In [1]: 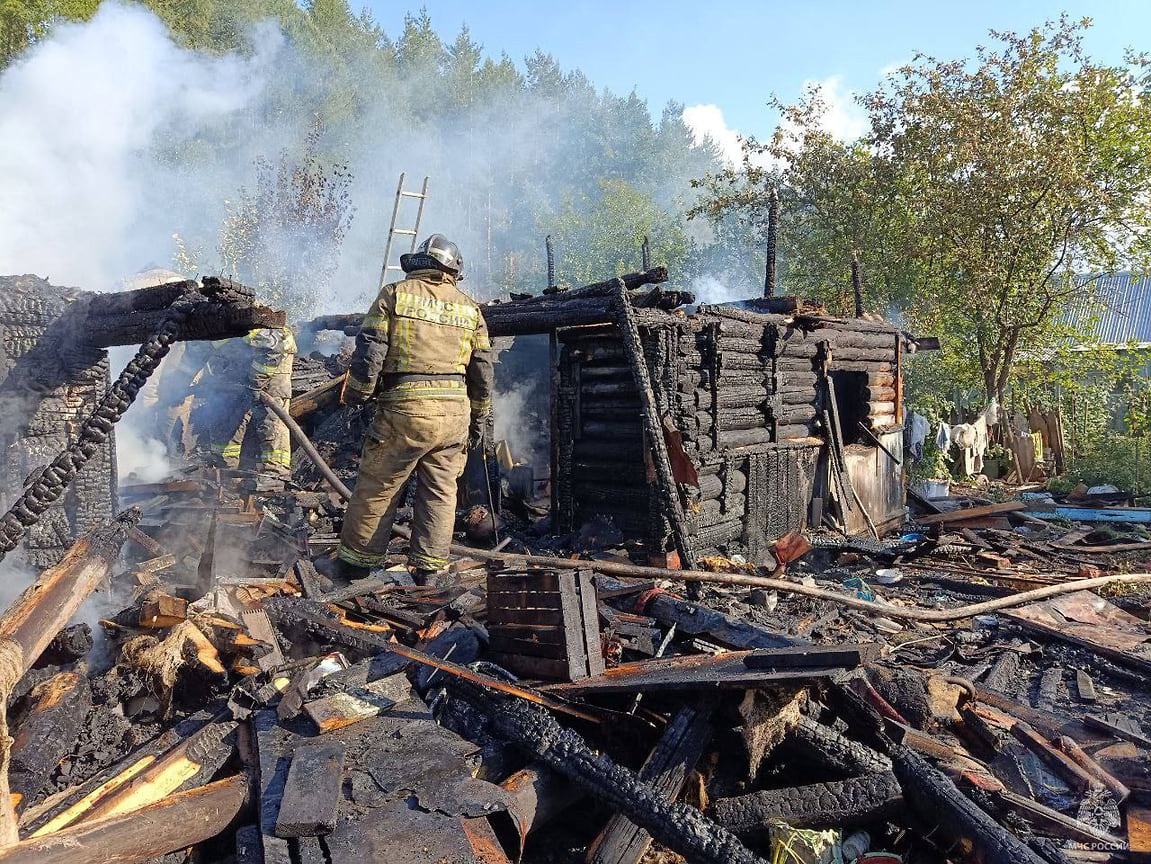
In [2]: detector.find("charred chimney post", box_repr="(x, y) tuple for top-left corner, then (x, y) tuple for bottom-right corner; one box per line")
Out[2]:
(545, 235), (557, 292)
(642, 235), (652, 272)
(851, 251), (864, 318)
(764, 188), (779, 298)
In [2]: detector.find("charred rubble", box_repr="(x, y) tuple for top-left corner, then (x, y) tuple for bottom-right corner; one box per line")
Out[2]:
(0, 269), (1145, 864)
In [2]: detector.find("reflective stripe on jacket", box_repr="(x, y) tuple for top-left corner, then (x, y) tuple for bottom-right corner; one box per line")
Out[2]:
(348, 269), (494, 408)
(245, 327), (297, 376)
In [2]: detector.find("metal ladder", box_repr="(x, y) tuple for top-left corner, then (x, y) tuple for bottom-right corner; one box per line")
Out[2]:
(377, 173), (429, 290)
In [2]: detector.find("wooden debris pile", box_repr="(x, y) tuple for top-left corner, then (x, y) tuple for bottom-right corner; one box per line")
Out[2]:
(0, 464), (1144, 864)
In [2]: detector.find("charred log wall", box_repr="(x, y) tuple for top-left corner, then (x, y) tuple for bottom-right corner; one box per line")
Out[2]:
(0, 276), (115, 568)
(0, 274), (281, 566)
(556, 306), (903, 560)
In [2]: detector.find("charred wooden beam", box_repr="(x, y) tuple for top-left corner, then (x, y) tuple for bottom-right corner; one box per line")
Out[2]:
(81, 717), (237, 822)
(711, 772), (903, 835)
(307, 269), (676, 338)
(290, 374), (346, 420)
(589, 704), (714, 864)
(22, 710), (217, 836)
(790, 716), (892, 776)
(599, 575), (801, 650)
(274, 744), (345, 838)
(890, 745), (1047, 864)
(452, 681), (766, 864)
(498, 763), (582, 856)
(0, 509), (139, 844)
(764, 188), (778, 298)
(75, 277), (283, 348)
(612, 287), (694, 568)
(9, 670), (91, 814)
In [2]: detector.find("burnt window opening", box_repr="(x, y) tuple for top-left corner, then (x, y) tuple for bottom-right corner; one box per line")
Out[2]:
(830, 370), (869, 445)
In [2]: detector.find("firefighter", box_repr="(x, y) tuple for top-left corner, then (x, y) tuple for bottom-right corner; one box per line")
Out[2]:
(209, 325), (297, 477)
(324, 233), (494, 585)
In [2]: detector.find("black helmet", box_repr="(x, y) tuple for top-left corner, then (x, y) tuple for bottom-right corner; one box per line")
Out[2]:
(400, 233), (464, 277)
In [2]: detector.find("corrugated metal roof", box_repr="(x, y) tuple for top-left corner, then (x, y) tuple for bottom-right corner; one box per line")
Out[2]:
(1071, 272), (1151, 346)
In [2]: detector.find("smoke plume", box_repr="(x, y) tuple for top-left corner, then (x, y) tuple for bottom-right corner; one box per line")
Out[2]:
(0, 3), (280, 290)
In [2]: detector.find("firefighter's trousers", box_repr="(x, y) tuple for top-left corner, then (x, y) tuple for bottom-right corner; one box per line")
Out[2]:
(338, 398), (469, 572)
(211, 382), (292, 475)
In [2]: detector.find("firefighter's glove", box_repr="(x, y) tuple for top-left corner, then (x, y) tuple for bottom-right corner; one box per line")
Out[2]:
(469, 412), (488, 450)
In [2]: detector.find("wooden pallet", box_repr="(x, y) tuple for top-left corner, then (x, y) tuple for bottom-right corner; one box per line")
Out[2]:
(487, 568), (605, 681)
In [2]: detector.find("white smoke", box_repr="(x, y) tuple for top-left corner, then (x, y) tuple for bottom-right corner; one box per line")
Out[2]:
(0, 3), (281, 289)
(691, 274), (751, 306)
(114, 416), (172, 485)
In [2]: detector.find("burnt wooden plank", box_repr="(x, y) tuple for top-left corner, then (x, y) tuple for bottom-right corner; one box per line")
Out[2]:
(557, 571), (590, 681)
(274, 743), (346, 838)
(1075, 670), (1097, 703)
(577, 571), (606, 677)
(588, 705), (714, 864)
(487, 572), (562, 592)
(486, 589), (563, 608)
(489, 653), (571, 680)
(487, 624), (568, 645)
(1084, 713), (1151, 748)
(488, 635), (571, 659)
(743, 643), (879, 670)
(254, 710), (295, 864)
(9, 670), (91, 812)
(488, 606), (567, 626)
(0, 775), (249, 864)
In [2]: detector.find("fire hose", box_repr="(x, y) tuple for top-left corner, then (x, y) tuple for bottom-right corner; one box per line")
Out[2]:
(273, 395), (1151, 623)
(0, 299), (193, 563)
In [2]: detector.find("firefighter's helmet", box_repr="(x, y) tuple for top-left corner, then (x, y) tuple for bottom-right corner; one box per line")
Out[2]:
(400, 233), (464, 278)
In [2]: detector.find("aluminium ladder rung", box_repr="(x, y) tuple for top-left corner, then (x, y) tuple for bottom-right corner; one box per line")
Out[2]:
(392, 229), (417, 235)
(399, 191), (427, 199)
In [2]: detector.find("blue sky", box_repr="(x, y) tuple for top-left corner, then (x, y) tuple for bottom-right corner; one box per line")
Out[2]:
(365, 1), (1148, 156)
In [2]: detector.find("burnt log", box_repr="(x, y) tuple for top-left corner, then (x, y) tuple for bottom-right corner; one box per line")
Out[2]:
(290, 375), (345, 420)
(76, 277), (284, 348)
(0, 510), (139, 844)
(601, 576), (801, 650)
(0, 774), (248, 864)
(800, 316), (902, 335)
(9, 670), (91, 812)
(588, 704), (714, 864)
(452, 683), (764, 864)
(33, 624), (92, 668)
(22, 709), (217, 835)
(865, 386), (897, 403)
(718, 428), (773, 449)
(776, 423), (818, 441)
(710, 772), (903, 835)
(891, 745), (1046, 864)
(697, 471), (747, 499)
(791, 716), (892, 776)
(81, 717), (238, 822)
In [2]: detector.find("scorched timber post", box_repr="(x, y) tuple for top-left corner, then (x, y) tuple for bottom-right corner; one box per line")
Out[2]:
(0, 510), (140, 846)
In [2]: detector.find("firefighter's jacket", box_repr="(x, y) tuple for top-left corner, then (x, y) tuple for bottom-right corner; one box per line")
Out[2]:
(346, 269), (494, 414)
(243, 327), (297, 398)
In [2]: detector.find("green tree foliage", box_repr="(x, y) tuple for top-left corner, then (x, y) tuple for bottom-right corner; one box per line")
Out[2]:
(691, 87), (920, 315)
(178, 121), (354, 319)
(1, 0), (96, 66)
(549, 179), (692, 288)
(694, 17), (1151, 405)
(872, 18), (1151, 405)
